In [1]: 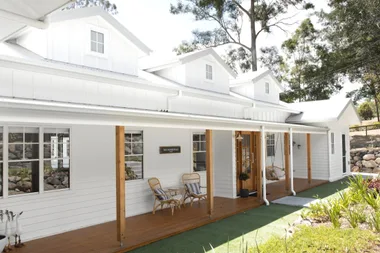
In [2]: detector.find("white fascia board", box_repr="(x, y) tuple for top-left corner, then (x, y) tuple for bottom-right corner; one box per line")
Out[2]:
(0, 55), (177, 95)
(181, 90), (253, 106)
(143, 60), (181, 72)
(0, 97), (328, 134)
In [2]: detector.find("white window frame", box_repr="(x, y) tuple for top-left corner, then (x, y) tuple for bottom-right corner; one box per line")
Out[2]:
(205, 64), (213, 81)
(125, 130), (144, 181)
(331, 132), (335, 155)
(0, 125), (71, 199)
(86, 25), (108, 58)
(266, 133), (275, 157)
(192, 132), (207, 172)
(265, 82), (270, 94)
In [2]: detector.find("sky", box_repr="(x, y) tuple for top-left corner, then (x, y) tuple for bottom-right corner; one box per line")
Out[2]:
(113, 0), (360, 98)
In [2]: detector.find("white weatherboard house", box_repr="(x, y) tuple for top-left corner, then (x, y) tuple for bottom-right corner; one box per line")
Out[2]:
(0, 5), (360, 249)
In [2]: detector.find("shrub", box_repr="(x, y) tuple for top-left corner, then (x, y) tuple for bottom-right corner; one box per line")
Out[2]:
(358, 102), (374, 120)
(369, 211), (380, 232)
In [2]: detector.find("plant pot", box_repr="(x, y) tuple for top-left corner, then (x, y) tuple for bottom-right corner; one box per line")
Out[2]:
(0, 235), (7, 252)
(240, 189), (249, 198)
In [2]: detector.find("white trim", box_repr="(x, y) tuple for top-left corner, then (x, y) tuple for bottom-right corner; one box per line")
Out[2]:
(261, 126), (269, 205)
(327, 130), (332, 181)
(86, 24), (109, 58)
(0, 9), (48, 29)
(289, 128), (295, 196)
(205, 63), (214, 82)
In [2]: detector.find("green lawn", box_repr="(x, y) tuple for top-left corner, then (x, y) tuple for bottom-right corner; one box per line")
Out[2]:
(128, 179), (350, 253)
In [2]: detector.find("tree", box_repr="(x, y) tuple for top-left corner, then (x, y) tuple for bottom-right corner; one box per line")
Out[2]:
(260, 19), (342, 102)
(65, 0), (118, 14)
(321, 0), (380, 121)
(170, 0), (314, 72)
(358, 101), (374, 120)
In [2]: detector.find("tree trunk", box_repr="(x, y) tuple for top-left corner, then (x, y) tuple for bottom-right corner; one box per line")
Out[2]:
(375, 97), (380, 122)
(250, 0), (257, 71)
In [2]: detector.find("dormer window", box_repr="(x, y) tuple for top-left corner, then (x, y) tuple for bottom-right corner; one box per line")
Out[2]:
(206, 64), (213, 80)
(91, 30), (104, 54)
(265, 82), (270, 94)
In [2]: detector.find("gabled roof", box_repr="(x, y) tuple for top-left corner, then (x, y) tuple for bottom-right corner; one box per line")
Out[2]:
(230, 69), (284, 92)
(47, 6), (152, 55)
(0, 0), (71, 42)
(141, 48), (237, 78)
(285, 98), (361, 124)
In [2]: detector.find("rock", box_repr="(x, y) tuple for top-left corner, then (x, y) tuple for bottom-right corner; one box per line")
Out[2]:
(8, 182), (16, 190)
(44, 183), (55, 191)
(62, 176), (69, 186)
(363, 154), (376, 160)
(46, 176), (61, 186)
(362, 168), (373, 173)
(354, 156), (360, 161)
(351, 166), (360, 172)
(376, 158), (380, 164)
(16, 181), (32, 192)
(8, 176), (21, 183)
(22, 177), (31, 182)
(55, 185), (67, 189)
(373, 167), (380, 174)
(356, 161), (362, 167)
(363, 160), (377, 168)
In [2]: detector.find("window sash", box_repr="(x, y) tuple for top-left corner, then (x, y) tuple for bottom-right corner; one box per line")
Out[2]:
(266, 134), (275, 157)
(265, 83), (270, 94)
(206, 64), (213, 80)
(125, 131), (144, 180)
(90, 30), (105, 54)
(331, 133), (335, 154)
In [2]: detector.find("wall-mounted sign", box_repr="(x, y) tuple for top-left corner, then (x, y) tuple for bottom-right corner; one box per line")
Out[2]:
(159, 146), (181, 154)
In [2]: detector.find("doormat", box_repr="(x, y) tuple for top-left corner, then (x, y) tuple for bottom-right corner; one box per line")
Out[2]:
(271, 196), (320, 207)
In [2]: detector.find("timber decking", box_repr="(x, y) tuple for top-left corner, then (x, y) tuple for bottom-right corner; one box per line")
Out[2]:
(11, 178), (327, 253)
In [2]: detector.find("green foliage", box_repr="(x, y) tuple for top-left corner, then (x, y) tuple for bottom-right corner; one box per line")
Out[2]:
(252, 225), (378, 253)
(369, 211), (380, 232)
(362, 190), (380, 211)
(65, 0), (117, 14)
(358, 101), (375, 120)
(344, 206), (365, 228)
(324, 199), (341, 228)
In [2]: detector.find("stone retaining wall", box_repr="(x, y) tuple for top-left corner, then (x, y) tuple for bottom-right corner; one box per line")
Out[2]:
(351, 148), (380, 173)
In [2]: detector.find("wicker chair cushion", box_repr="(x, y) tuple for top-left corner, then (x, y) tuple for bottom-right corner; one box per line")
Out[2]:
(185, 182), (201, 194)
(154, 188), (169, 200)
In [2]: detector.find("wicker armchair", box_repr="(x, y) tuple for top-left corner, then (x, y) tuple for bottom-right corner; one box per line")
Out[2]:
(182, 173), (207, 206)
(148, 177), (181, 215)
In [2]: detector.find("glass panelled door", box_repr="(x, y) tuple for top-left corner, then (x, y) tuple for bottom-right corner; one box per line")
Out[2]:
(342, 134), (347, 173)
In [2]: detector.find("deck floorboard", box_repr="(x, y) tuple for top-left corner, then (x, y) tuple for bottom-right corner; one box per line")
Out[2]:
(11, 178), (327, 253)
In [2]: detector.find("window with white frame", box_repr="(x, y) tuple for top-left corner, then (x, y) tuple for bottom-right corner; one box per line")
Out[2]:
(125, 131), (143, 180)
(8, 127), (40, 195)
(0, 127), (3, 197)
(91, 30), (105, 54)
(43, 128), (70, 191)
(331, 132), (335, 154)
(206, 64), (213, 80)
(265, 82), (270, 94)
(193, 133), (206, 171)
(266, 133), (275, 157)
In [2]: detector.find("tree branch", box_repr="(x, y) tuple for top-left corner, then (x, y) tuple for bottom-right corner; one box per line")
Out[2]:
(232, 0), (251, 19)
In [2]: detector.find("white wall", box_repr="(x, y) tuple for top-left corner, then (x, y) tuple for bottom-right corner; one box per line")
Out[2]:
(292, 133), (329, 180)
(254, 76), (280, 104)
(155, 65), (186, 85)
(17, 16), (139, 76)
(185, 55), (230, 94)
(213, 130), (236, 198)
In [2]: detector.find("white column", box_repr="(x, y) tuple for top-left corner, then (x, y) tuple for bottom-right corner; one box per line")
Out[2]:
(3, 126), (8, 198)
(261, 126), (269, 205)
(327, 130), (332, 181)
(289, 128), (296, 196)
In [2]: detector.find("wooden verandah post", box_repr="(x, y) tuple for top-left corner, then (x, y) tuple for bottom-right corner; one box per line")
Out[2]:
(306, 133), (312, 184)
(116, 126), (126, 247)
(206, 129), (214, 216)
(284, 133), (290, 192)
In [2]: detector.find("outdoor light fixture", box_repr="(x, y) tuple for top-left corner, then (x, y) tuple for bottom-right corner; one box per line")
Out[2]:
(236, 133), (243, 142)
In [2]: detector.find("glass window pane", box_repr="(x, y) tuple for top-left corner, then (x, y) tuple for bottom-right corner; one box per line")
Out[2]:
(57, 130), (70, 142)
(91, 30), (96, 41)
(8, 161), (39, 195)
(98, 43), (104, 54)
(132, 133), (143, 142)
(193, 142), (199, 152)
(9, 127), (23, 143)
(44, 144), (58, 159)
(9, 144), (23, 160)
(193, 153), (206, 171)
(125, 143), (131, 155)
(132, 143), (143, 155)
(44, 129), (56, 143)
(0, 127), (3, 143)
(25, 127), (39, 142)
(98, 32), (104, 43)
(193, 134), (200, 141)
(0, 144), (2, 161)
(125, 156), (143, 180)
(91, 41), (97, 52)
(58, 143), (70, 158)
(44, 160), (70, 191)
(25, 144), (39, 159)
(200, 134), (206, 141)
(0, 163), (2, 197)
(200, 142), (206, 151)
(125, 133), (131, 142)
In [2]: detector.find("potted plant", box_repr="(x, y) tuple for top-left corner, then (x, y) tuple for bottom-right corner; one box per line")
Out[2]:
(239, 171), (250, 198)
